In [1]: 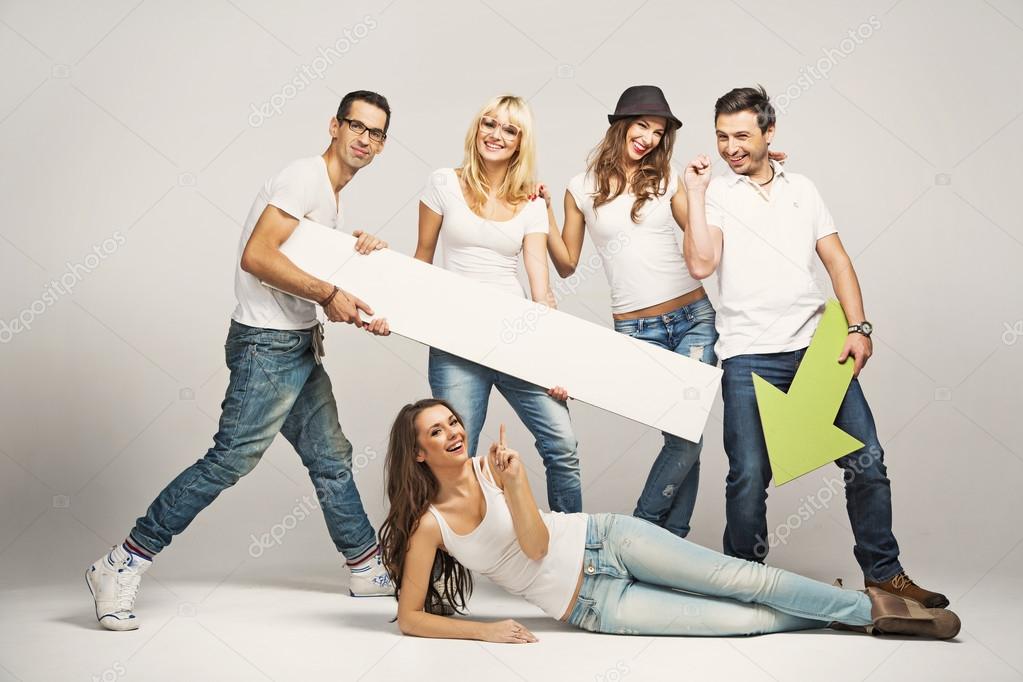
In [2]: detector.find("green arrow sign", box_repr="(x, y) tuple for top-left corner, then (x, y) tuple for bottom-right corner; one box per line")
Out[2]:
(752, 299), (864, 485)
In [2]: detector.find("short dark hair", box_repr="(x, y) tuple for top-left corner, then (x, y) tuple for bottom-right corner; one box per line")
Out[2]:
(714, 85), (775, 133)
(336, 90), (391, 132)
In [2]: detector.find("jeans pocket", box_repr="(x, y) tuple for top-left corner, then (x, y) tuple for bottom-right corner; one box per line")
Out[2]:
(253, 330), (306, 356)
(690, 305), (717, 329)
(582, 515), (627, 578)
(614, 322), (641, 338)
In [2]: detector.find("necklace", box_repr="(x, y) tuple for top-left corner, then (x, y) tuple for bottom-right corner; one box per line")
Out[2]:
(756, 165), (775, 187)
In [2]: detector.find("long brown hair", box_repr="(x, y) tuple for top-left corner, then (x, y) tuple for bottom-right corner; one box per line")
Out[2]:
(587, 117), (679, 223)
(378, 398), (473, 615)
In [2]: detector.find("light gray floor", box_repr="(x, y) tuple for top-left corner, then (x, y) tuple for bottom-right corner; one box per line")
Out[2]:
(1, 515), (1021, 682)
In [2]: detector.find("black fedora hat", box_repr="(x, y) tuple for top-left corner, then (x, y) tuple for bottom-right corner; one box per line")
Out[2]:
(608, 85), (682, 128)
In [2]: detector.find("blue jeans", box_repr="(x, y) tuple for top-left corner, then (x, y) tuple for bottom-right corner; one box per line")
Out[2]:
(567, 513), (872, 635)
(129, 320), (377, 561)
(428, 347), (581, 513)
(612, 297), (718, 537)
(721, 349), (903, 582)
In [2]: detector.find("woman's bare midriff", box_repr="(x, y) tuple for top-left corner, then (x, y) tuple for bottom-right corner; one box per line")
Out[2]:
(612, 287), (707, 322)
(560, 569), (586, 621)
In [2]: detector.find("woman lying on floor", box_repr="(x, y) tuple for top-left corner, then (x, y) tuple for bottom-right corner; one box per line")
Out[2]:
(379, 399), (959, 642)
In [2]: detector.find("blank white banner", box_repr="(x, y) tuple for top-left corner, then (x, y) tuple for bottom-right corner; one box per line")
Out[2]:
(275, 220), (722, 441)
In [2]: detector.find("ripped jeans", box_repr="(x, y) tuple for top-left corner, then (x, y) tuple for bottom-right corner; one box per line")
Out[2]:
(567, 513), (873, 636)
(612, 297), (718, 537)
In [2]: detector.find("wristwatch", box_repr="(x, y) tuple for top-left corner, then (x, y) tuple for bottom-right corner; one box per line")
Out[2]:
(848, 321), (873, 337)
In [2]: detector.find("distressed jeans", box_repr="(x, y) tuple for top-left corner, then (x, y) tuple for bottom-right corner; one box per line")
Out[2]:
(612, 297), (719, 537)
(129, 320), (377, 561)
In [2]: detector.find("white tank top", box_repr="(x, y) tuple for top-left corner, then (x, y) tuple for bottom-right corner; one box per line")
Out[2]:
(428, 456), (587, 619)
(567, 170), (702, 314)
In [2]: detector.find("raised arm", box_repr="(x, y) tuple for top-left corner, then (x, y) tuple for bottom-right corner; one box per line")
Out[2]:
(544, 187), (586, 278)
(670, 178), (691, 231)
(678, 155), (723, 279)
(396, 511), (538, 643)
(487, 425), (550, 560)
(415, 202), (443, 264)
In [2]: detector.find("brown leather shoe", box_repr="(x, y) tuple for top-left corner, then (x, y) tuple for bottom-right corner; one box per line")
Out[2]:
(866, 587), (961, 640)
(866, 572), (950, 608)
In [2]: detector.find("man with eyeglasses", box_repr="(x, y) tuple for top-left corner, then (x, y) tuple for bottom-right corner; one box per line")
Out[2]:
(86, 90), (397, 631)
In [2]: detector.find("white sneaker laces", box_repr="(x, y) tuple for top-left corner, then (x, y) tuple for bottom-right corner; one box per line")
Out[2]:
(115, 568), (142, 611)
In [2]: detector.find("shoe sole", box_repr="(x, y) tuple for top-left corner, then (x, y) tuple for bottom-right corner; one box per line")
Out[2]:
(348, 590), (394, 598)
(85, 567), (139, 631)
(874, 612), (961, 640)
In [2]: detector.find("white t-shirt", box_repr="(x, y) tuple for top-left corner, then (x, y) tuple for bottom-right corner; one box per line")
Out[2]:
(567, 170), (702, 314)
(232, 156), (343, 330)
(420, 168), (548, 299)
(705, 161), (838, 361)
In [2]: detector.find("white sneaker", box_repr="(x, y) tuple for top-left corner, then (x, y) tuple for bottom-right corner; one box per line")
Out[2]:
(348, 551), (394, 597)
(86, 546), (151, 630)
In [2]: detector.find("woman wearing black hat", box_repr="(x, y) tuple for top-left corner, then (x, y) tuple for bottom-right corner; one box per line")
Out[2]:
(542, 85), (719, 540)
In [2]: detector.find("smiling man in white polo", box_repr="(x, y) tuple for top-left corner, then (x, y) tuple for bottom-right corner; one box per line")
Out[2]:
(681, 85), (948, 609)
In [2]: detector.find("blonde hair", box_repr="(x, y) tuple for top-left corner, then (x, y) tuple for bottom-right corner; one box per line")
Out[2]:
(459, 95), (537, 211)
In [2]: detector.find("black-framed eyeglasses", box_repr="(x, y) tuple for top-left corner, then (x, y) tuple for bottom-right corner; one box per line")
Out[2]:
(339, 117), (387, 143)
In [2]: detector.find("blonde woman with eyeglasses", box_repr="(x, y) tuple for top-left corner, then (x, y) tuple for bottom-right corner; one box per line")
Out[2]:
(415, 95), (581, 514)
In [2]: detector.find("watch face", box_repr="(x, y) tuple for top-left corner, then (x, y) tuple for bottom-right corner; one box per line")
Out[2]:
(861, 321), (873, 335)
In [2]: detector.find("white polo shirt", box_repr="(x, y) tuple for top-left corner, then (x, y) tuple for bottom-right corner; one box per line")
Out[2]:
(705, 160), (837, 361)
(231, 156), (343, 330)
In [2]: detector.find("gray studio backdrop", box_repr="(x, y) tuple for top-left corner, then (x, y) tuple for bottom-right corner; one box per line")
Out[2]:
(1, 0), (1021, 601)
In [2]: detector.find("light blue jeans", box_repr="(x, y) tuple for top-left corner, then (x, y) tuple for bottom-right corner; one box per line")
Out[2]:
(129, 320), (377, 561)
(567, 513), (872, 636)
(612, 297), (718, 537)
(428, 347), (581, 513)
